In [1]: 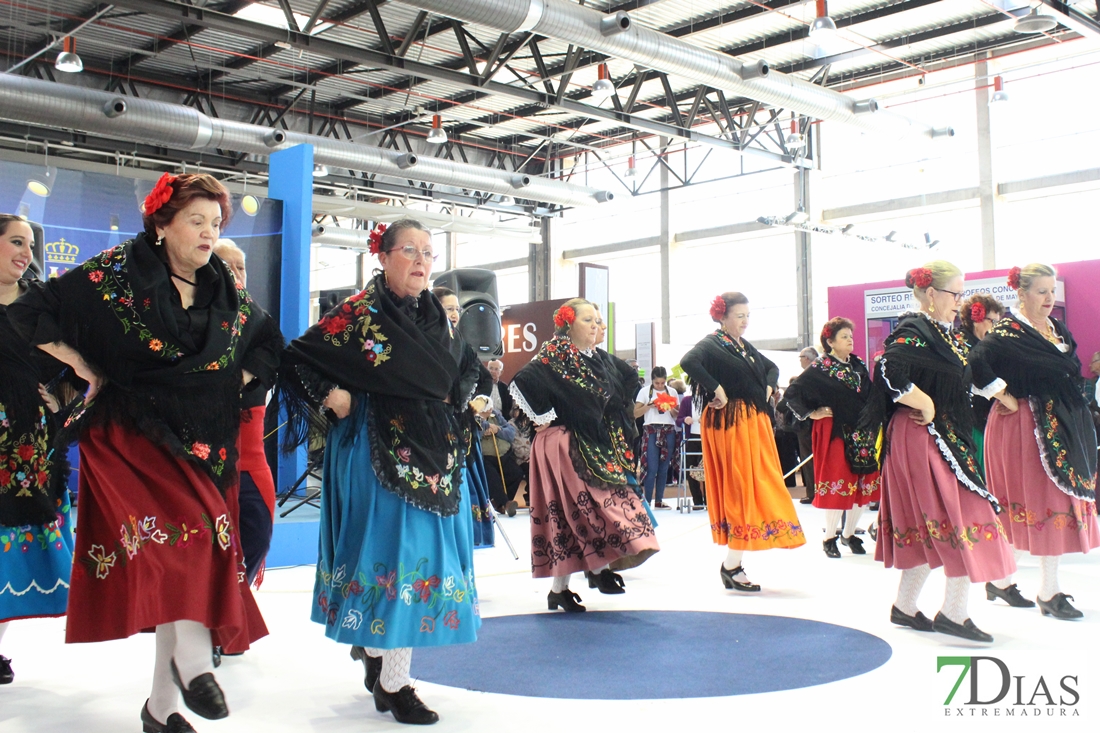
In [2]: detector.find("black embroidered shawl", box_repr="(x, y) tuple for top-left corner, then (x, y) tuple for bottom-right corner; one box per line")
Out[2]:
(960, 327), (994, 430)
(510, 337), (636, 490)
(970, 313), (1096, 502)
(859, 312), (995, 508)
(7, 234), (282, 491)
(680, 330), (779, 430)
(778, 354), (878, 474)
(279, 275), (480, 517)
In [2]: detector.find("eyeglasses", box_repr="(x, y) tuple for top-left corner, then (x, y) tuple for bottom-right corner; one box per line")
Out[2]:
(936, 288), (964, 302)
(394, 246), (439, 262)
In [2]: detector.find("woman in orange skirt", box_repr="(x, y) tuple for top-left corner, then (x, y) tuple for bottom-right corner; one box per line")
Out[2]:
(681, 292), (805, 592)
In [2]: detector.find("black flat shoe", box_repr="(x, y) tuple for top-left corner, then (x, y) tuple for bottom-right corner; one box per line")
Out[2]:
(890, 605), (934, 631)
(374, 684), (439, 725)
(547, 589), (586, 612)
(350, 645), (383, 692)
(868, 523), (878, 542)
(932, 612), (993, 642)
(141, 701), (197, 733)
(799, 496), (814, 504)
(588, 568), (626, 594)
(985, 582), (1036, 608)
(1037, 592), (1083, 620)
(719, 564), (761, 592)
(0, 655), (12, 684)
(822, 537), (841, 558)
(170, 660), (228, 720)
(505, 501), (518, 517)
(840, 534), (866, 554)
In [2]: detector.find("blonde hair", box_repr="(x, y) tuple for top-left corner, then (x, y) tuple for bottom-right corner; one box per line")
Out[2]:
(907, 260), (962, 295)
(554, 297), (593, 336)
(1017, 263), (1056, 292)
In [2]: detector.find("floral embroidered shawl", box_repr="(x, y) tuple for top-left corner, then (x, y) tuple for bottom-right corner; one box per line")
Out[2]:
(970, 313), (1096, 502)
(680, 331), (779, 430)
(280, 275), (480, 517)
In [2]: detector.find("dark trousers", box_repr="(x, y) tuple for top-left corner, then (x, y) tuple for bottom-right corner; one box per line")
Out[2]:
(685, 434), (705, 505)
(775, 430), (800, 488)
(484, 449), (525, 509)
(796, 428), (815, 492)
(238, 470), (273, 585)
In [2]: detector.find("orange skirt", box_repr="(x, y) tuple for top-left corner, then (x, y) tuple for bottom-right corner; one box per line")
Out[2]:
(701, 405), (806, 551)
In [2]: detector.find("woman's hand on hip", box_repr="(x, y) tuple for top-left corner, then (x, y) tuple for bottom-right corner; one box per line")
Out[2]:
(324, 388), (353, 419)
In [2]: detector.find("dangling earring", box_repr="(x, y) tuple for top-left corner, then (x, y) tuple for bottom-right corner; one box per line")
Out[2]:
(156, 236), (164, 246)
(929, 303), (935, 315)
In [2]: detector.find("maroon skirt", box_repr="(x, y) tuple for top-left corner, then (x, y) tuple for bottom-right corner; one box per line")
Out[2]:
(984, 401), (1099, 556)
(528, 426), (659, 578)
(66, 422), (267, 652)
(810, 417), (881, 510)
(875, 413), (1015, 582)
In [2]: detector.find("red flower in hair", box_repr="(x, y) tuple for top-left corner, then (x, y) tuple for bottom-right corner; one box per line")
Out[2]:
(970, 302), (986, 324)
(820, 323), (836, 343)
(1007, 266), (1022, 290)
(143, 173), (177, 217)
(905, 267), (933, 289)
(709, 295), (727, 322)
(367, 223), (388, 255)
(553, 305), (576, 329)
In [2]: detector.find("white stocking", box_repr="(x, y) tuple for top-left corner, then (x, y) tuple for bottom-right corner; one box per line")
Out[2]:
(1038, 556), (1061, 601)
(992, 574), (1014, 590)
(551, 574), (571, 593)
(941, 576), (970, 624)
(842, 506), (865, 537)
(379, 648), (412, 693)
(592, 564), (610, 574)
(824, 510), (842, 539)
(172, 620), (214, 686)
(148, 624), (180, 723)
(0, 621), (9, 648)
(723, 548), (749, 581)
(895, 564), (931, 615)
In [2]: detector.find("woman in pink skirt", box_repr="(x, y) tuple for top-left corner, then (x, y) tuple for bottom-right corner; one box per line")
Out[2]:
(861, 261), (1015, 643)
(971, 264), (1098, 619)
(511, 299), (658, 612)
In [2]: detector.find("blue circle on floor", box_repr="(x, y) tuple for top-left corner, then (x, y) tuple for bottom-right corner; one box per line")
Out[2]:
(412, 610), (891, 699)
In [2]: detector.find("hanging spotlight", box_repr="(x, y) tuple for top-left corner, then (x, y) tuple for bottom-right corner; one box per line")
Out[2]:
(55, 36), (84, 73)
(808, 0), (837, 38)
(785, 119), (805, 150)
(426, 114), (447, 145)
(1014, 7), (1057, 34)
(591, 63), (615, 100)
(989, 76), (1008, 104)
(840, 223), (856, 234)
(312, 163), (329, 177)
(624, 155), (637, 178)
(26, 179), (50, 197)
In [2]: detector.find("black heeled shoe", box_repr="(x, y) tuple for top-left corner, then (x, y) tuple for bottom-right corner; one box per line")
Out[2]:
(840, 534), (866, 555)
(985, 582), (1035, 608)
(719, 564), (761, 592)
(822, 537), (841, 558)
(141, 700), (197, 733)
(890, 605), (934, 631)
(0, 655), (13, 685)
(374, 684), (439, 725)
(170, 660), (229, 720)
(547, 589), (586, 612)
(932, 612), (993, 642)
(587, 569), (626, 594)
(1037, 593), (1083, 620)
(350, 645), (384, 691)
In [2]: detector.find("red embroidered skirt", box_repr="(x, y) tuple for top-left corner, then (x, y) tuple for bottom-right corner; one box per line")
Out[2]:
(810, 417), (880, 510)
(239, 406), (276, 517)
(875, 413), (1015, 582)
(65, 422), (268, 652)
(984, 401), (1099, 556)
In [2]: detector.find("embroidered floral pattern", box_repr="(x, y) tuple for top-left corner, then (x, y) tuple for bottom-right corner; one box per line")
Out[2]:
(315, 283), (392, 366)
(78, 513), (236, 581)
(1035, 398), (1097, 498)
(711, 518), (805, 545)
(882, 512), (1007, 551)
(0, 402), (51, 505)
(1006, 501), (1097, 531)
(811, 355), (863, 393)
(530, 486), (655, 573)
(714, 329), (754, 363)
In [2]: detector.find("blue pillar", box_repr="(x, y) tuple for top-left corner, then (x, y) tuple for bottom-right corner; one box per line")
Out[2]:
(269, 144), (313, 495)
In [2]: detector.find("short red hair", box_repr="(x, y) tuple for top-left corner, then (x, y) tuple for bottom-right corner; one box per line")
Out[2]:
(142, 173), (231, 239)
(820, 316), (854, 354)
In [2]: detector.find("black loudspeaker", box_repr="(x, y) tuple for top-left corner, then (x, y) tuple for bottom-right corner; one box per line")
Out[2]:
(319, 287), (357, 313)
(433, 268), (502, 357)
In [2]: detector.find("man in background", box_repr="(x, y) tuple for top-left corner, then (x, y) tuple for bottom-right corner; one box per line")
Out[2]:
(486, 359), (513, 418)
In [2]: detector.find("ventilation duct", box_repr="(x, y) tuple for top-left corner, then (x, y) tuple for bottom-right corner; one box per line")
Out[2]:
(393, 0), (951, 139)
(0, 75), (612, 208)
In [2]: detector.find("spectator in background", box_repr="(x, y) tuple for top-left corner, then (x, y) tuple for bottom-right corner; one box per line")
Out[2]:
(508, 405), (533, 506)
(796, 346), (819, 503)
(479, 404), (522, 516)
(486, 359), (513, 418)
(666, 379), (686, 495)
(635, 366), (678, 509)
(774, 378), (802, 489)
(676, 380), (706, 509)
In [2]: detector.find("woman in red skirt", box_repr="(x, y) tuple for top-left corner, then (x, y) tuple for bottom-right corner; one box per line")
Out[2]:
(861, 261), (1015, 643)
(780, 317), (879, 558)
(971, 264), (1098, 619)
(9, 174), (282, 732)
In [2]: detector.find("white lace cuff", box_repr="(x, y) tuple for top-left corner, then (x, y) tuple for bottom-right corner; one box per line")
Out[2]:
(880, 358), (914, 402)
(510, 382), (557, 426)
(971, 378), (1006, 400)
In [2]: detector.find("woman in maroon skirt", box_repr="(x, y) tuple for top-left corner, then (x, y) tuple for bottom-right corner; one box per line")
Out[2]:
(971, 264), (1098, 619)
(9, 173), (282, 732)
(780, 317), (879, 558)
(511, 299), (658, 611)
(861, 261), (1014, 643)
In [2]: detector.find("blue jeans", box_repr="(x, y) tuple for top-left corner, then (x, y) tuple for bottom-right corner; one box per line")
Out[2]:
(643, 430), (672, 504)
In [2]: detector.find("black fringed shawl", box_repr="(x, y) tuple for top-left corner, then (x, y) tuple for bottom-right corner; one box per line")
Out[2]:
(680, 330), (779, 430)
(7, 235), (282, 492)
(970, 313), (1096, 502)
(510, 337), (635, 490)
(279, 276), (480, 517)
(778, 353), (878, 474)
(858, 311), (995, 508)
(960, 327), (994, 430)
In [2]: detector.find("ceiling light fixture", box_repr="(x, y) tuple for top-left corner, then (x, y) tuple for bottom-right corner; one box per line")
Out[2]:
(591, 63), (615, 100)
(785, 119), (805, 150)
(1014, 7), (1057, 34)
(313, 163), (329, 177)
(55, 36), (83, 73)
(426, 114), (448, 145)
(808, 0), (837, 39)
(884, 231), (898, 242)
(989, 75), (1008, 104)
(625, 155), (637, 178)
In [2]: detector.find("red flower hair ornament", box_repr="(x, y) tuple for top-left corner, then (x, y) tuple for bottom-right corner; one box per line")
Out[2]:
(143, 173), (177, 217)
(905, 267), (933, 290)
(367, 223), (388, 256)
(970, 302), (987, 324)
(709, 295), (728, 323)
(820, 323), (837, 344)
(553, 305), (576, 329)
(1007, 266), (1022, 290)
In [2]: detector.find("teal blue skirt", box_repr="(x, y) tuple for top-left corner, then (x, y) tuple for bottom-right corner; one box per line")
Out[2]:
(0, 493), (74, 622)
(466, 440), (495, 547)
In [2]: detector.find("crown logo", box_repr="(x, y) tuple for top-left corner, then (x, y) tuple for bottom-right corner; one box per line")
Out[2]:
(45, 238), (80, 264)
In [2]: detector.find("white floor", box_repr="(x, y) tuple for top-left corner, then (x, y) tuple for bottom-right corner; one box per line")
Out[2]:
(2, 500), (1098, 732)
